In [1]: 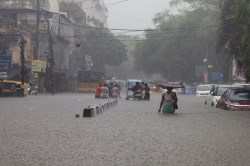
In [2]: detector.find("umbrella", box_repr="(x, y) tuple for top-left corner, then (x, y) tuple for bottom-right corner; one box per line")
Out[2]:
(157, 82), (185, 89)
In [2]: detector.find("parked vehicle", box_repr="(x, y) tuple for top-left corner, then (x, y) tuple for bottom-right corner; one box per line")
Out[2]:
(196, 84), (214, 97)
(183, 85), (196, 95)
(205, 85), (233, 106)
(216, 87), (250, 111)
(125, 79), (144, 100)
(148, 83), (158, 92)
(148, 81), (159, 92)
(233, 83), (250, 89)
(0, 80), (27, 97)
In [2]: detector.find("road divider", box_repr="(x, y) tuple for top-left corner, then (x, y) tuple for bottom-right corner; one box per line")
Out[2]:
(82, 98), (118, 117)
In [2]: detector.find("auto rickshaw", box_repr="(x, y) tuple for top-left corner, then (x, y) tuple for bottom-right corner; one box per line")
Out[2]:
(0, 80), (28, 97)
(125, 79), (144, 100)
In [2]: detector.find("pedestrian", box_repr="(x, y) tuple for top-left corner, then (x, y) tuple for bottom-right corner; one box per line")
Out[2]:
(158, 87), (178, 113)
(108, 82), (114, 98)
(143, 83), (150, 100)
(111, 84), (120, 99)
(95, 82), (102, 98)
(100, 83), (109, 99)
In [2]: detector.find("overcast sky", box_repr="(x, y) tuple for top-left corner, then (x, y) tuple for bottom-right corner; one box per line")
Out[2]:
(104, 0), (171, 35)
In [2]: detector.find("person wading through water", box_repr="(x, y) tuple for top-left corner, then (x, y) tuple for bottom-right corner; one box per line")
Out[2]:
(158, 87), (178, 113)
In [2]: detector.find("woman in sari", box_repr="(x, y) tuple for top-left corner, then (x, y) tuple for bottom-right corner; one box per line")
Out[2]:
(158, 87), (178, 113)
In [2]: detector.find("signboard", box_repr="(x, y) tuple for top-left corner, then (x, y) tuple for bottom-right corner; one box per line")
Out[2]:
(0, 72), (7, 78)
(209, 72), (224, 82)
(32, 60), (46, 73)
(0, 51), (12, 70)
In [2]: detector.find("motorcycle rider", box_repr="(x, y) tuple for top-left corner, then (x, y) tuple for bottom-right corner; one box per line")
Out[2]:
(132, 82), (143, 99)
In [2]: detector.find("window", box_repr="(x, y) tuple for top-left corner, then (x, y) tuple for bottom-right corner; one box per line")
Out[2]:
(230, 90), (250, 101)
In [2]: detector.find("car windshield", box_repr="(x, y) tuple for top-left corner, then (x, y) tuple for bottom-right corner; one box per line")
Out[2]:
(230, 90), (250, 101)
(197, 85), (211, 91)
(217, 87), (230, 96)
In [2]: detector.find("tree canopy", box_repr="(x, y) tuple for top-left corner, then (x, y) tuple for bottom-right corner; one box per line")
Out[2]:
(84, 18), (127, 72)
(134, 1), (221, 82)
(219, 0), (250, 82)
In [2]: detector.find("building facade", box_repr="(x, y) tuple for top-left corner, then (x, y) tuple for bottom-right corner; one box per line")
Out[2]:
(61, 0), (108, 27)
(0, 0), (90, 92)
(0, 0), (108, 92)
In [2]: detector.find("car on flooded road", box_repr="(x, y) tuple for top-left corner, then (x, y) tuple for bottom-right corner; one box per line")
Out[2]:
(216, 87), (250, 111)
(148, 82), (158, 92)
(205, 84), (233, 106)
(196, 84), (214, 97)
(183, 85), (196, 95)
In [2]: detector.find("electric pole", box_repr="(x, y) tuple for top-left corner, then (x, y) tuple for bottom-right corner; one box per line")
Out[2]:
(35, 0), (40, 60)
(46, 16), (55, 95)
(19, 36), (26, 96)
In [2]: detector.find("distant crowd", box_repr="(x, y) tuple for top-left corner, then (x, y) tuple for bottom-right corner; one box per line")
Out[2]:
(95, 81), (121, 99)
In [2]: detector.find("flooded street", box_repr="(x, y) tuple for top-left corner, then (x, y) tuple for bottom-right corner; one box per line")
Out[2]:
(1, 92), (250, 166)
(1, 0), (250, 165)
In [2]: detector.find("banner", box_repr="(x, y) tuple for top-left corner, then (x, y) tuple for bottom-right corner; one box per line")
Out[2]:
(32, 60), (46, 73)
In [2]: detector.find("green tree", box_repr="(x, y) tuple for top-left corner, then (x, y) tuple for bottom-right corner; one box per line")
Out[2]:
(235, 0), (250, 82)
(134, 3), (221, 82)
(85, 18), (127, 72)
(219, 0), (250, 82)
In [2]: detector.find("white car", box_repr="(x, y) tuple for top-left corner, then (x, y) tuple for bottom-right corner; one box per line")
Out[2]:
(196, 84), (214, 97)
(205, 85), (233, 106)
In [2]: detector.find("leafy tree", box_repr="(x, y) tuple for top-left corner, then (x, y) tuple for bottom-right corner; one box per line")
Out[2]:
(234, 0), (250, 82)
(134, 3), (221, 82)
(219, 0), (250, 82)
(170, 0), (220, 9)
(84, 18), (127, 72)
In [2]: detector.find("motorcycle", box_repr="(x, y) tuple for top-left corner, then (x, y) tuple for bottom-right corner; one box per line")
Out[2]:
(28, 85), (38, 95)
(133, 89), (143, 100)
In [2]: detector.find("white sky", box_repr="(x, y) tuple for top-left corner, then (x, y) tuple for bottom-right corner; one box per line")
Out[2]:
(104, 0), (171, 35)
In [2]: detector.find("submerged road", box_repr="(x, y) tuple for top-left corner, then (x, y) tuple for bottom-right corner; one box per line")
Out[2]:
(0, 92), (250, 166)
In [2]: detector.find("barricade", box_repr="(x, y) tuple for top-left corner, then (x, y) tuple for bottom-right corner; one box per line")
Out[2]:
(82, 98), (118, 118)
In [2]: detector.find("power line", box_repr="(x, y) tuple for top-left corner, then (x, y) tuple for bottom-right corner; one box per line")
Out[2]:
(3, 18), (215, 32)
(49, 20), (220, 32)
(60, 0), (128, 11)
(58, 33), (211, 43)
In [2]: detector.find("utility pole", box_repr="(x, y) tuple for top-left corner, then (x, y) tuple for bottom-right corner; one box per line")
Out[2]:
(35, 0), (40, 60)
(46, 16), (55, 95)
(19, 36), (26, 96)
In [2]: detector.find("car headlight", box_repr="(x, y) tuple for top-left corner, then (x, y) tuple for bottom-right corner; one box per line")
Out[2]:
(227, 104), (238, 111)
